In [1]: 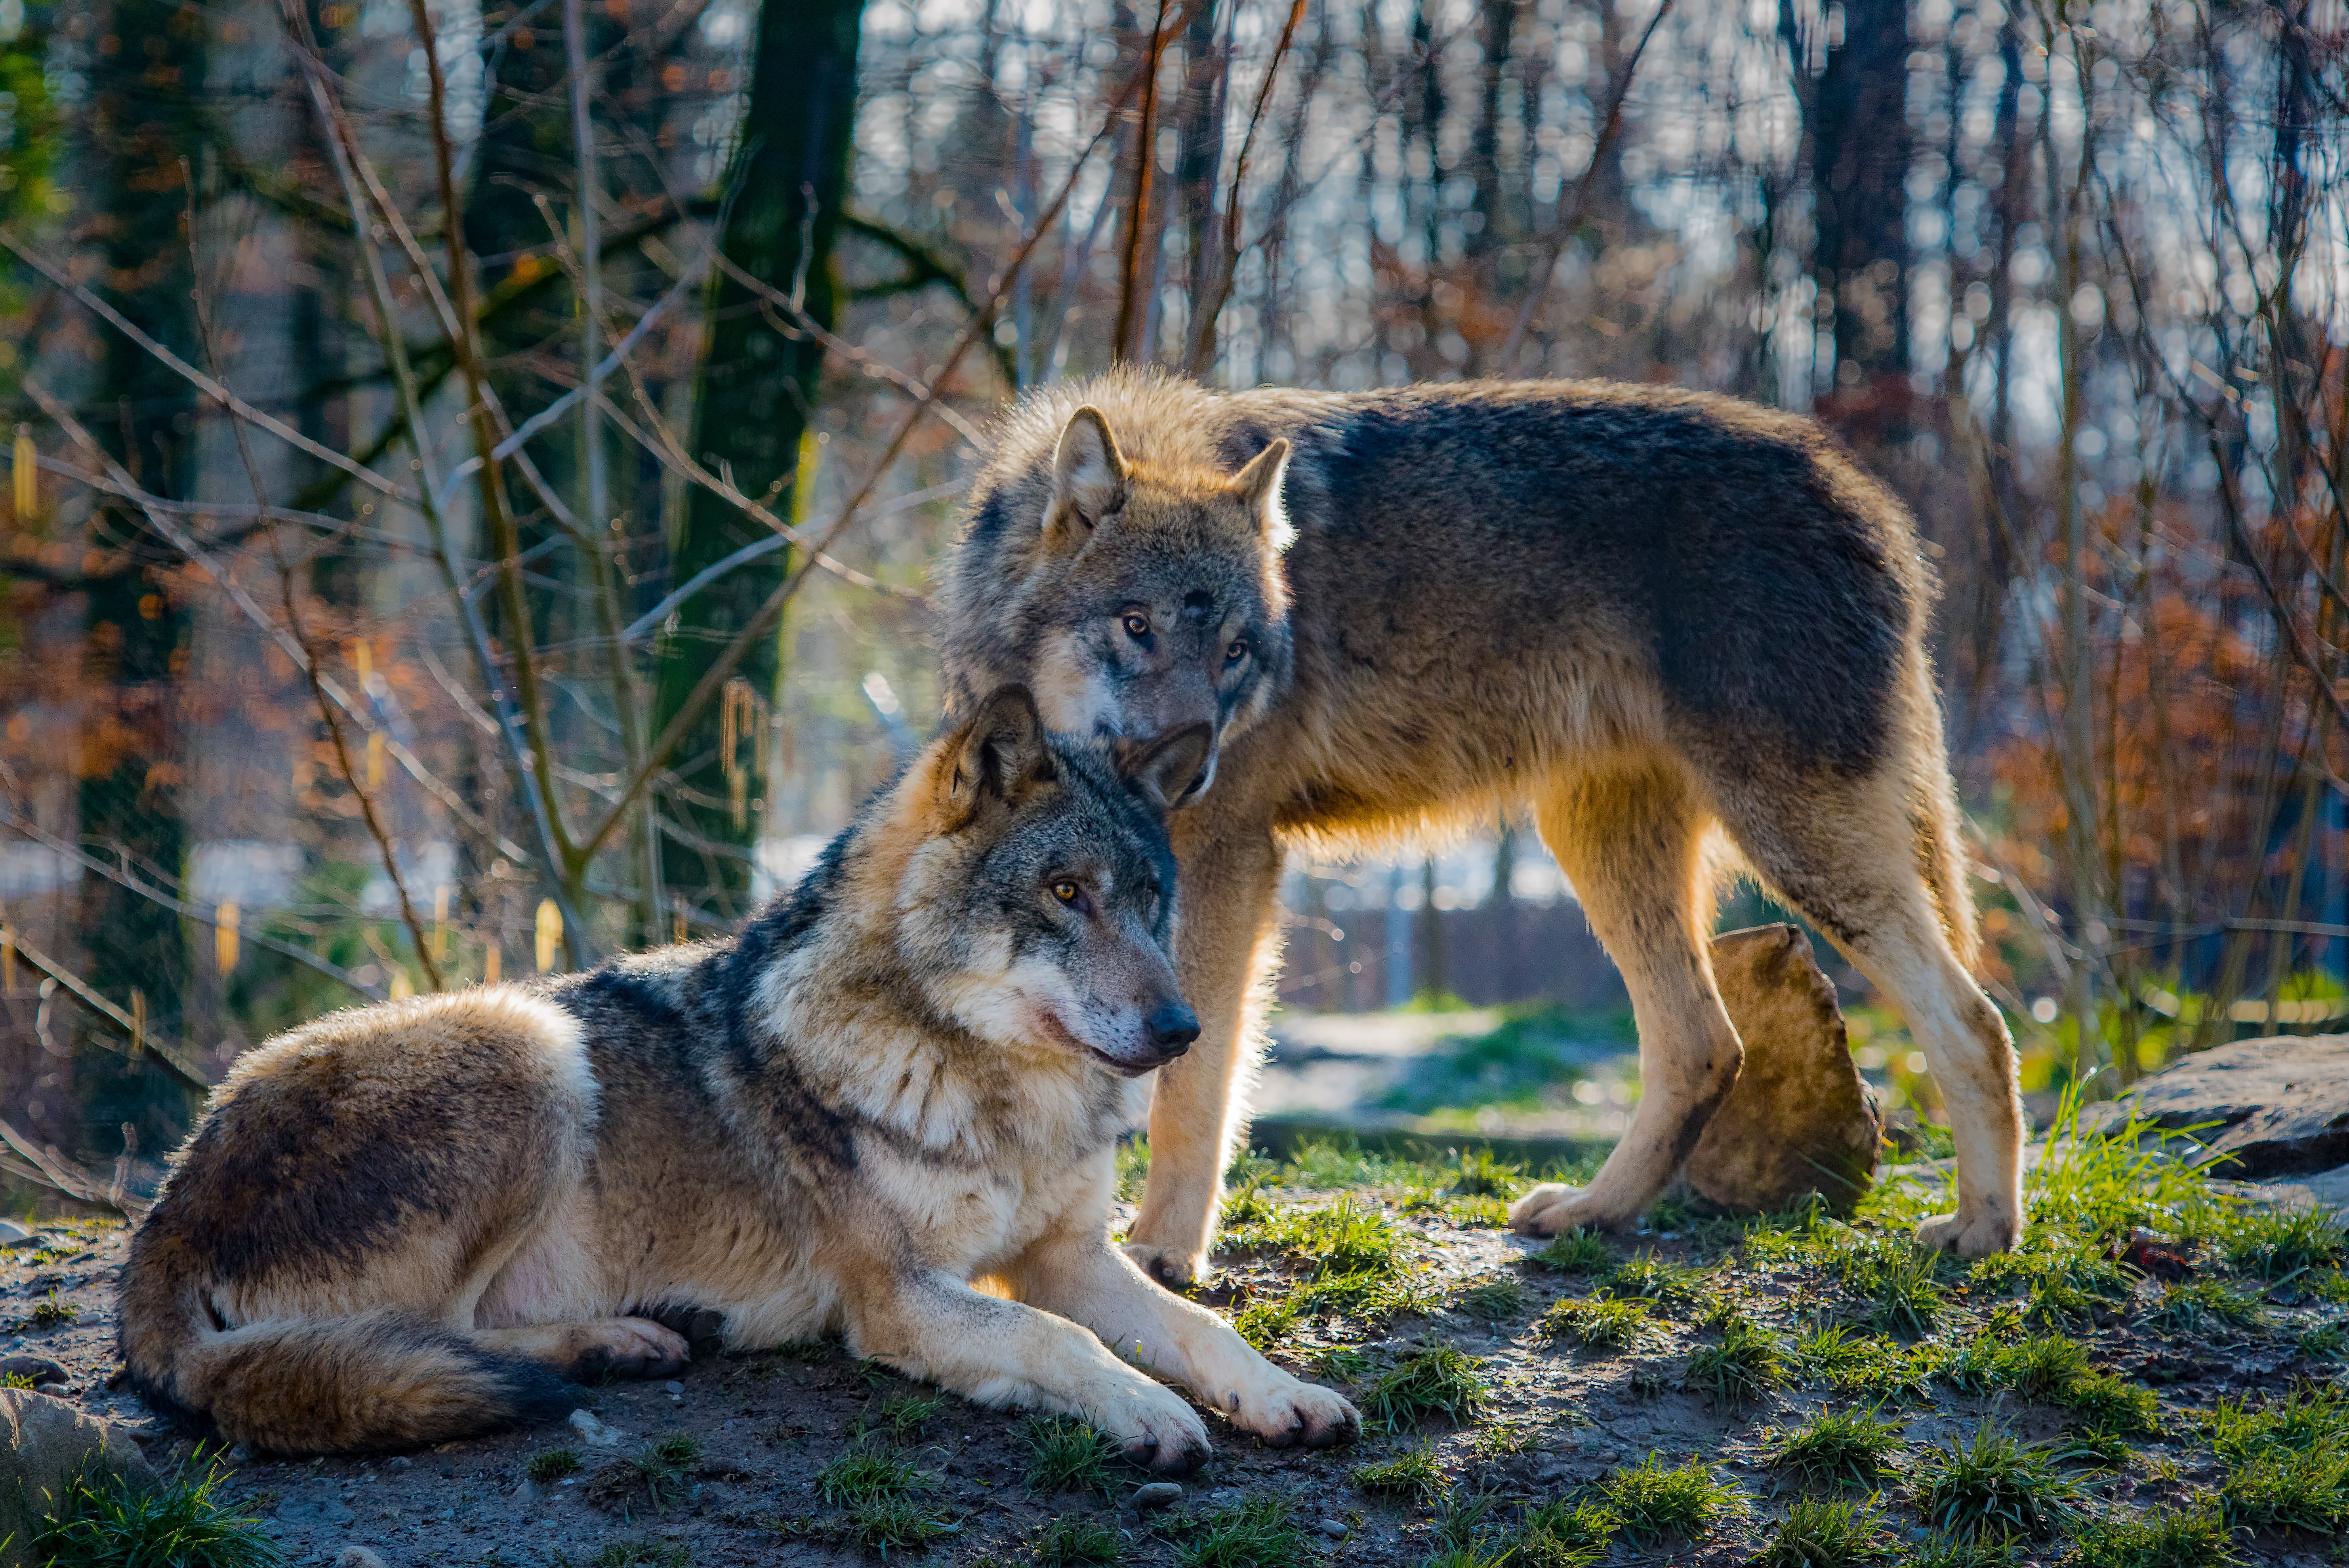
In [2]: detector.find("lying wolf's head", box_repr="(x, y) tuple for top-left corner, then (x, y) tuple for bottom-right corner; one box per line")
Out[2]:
(886, 685), (1208, 1076)
(943, 395), (1292, 805)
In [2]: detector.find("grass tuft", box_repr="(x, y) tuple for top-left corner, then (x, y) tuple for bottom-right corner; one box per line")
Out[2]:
(1532, 1230), (1619, 1275)
(1792, 1324), (1940, 1399)
(1449, 1149), (1525, 1197)
(1604, 1251), (1712, 1310)
(1596, 1453), (1742, 1543)
(1362, 1345), (1492, 1431)
(1513, 1497), (1620, 1568)
(2204, 1384), (2349, 1531)
(1031, 1516), (1122, 1567)
(1352, 1443), (1446, 1502)
(528, 1446), (584, 1482)
(1531, 1295), (1652, 1352)
(1173, 1496), (1311, 1568)
(34, 1457), (286, 1568)
(1023, 1415), (1125, 1500)
(2065, 1503), (2241, 1568)
(1750, 1496), (1897, 1567)
(1763, 1408), (1903, 1490)
(1452, 1271), (1529, 1320)
(1683, 1313), (1787, 1408)
(1908, 1422), (2078, 1537)
(814, 1446), (952, 1556)
(2145, 1280), (2267, 1335)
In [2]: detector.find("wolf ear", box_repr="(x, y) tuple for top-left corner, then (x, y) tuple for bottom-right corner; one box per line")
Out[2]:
(1230, 438), (1294, 552)
(942, 685), (1055, 824)
(1045, 406), (1128, 552)
(1117, 723), (1215, 813)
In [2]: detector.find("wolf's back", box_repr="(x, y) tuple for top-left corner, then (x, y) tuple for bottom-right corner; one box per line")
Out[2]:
(118, 1236), (569, 1454)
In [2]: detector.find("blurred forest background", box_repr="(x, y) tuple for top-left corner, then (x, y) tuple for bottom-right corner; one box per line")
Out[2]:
(0, 0), (2344, 1201)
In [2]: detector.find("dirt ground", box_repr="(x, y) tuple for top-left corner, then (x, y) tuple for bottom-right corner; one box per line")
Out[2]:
(6, 1164), (2345, 1568)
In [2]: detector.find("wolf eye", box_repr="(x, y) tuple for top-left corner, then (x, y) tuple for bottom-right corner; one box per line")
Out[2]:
(1051, 880), (1081, 904)
(1122, 612), (1151, 640)
(1225, 639), (1249, 666)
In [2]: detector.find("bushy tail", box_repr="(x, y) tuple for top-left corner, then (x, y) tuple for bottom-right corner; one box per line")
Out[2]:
(120, 1272), (570, 1454)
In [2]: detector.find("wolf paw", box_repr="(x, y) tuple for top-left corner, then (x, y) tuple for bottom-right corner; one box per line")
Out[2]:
(1089, 1379), (1213, 1474)
(1121, 1240), (1210, 1291)
(1223, 1377), (1359, 1450)
(1915, 1208), (2017, 1259)
(565, 1317), (691, 1383)
(1507, 1182), (1618, 1238)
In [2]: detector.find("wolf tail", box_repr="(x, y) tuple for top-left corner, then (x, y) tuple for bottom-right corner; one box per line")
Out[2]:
(119, 1261), (570, 1454)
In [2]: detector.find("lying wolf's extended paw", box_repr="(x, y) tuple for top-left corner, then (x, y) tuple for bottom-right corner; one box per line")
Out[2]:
(564, 1317), (691, 1383)
(1090, 1378), (1213, 1474)
(1222, 1377), (1359, 1450)
(1121, 1240), (1210, 1291)
(1916, 1207), (2018, 1259)
(1507, 1182), (1622, 1238)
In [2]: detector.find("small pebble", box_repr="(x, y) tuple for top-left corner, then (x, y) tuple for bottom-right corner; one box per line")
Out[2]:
(1598, 1450), (1622, 1464)
(1132, 1481), (1184, 1510)
(662, 1380), (684, 1395)
(387, 1456), (413, 1471)
(333, 1550), (387, 1568)
(0, 1219), (34, 1247)
(1316, 1520), (1348, 1539)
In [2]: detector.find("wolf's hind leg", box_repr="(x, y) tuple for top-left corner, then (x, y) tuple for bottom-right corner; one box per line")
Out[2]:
(1716, 775), (2022, 1257)
(1510, 759), (1742, 1238)
(472, 1320), (688, 1383)
(1126, 810), (1283, 1287)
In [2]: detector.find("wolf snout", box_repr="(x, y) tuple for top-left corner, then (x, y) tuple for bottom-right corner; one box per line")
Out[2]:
(1145, 1003), (1200, 1056)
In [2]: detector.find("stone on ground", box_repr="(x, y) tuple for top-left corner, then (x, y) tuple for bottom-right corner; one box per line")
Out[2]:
(0, 1387), (158, 1568)
(2081, 1034), (2349, 1178)
(1678, 923), (1881, 1214)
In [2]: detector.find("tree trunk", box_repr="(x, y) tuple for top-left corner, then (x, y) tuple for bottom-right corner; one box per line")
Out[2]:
(654, 0), (863, 917)
(1808, 0), (1912, 392)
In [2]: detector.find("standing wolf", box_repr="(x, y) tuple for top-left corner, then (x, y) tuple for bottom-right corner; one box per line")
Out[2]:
(939, 370), (2023, 1284)
(117, 687), (1358, 1458)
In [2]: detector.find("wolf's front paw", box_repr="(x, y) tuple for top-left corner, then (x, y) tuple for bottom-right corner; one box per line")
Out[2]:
(1916, 1206), (2017, 1259)
(1507, 1182), (1617, 1238)
(566, 1317), (691, 1383)
(1090, 1379), (1213, 1474)
(1121, 1240), (1210, 1290)
(1223, 1377), (1358, 1450)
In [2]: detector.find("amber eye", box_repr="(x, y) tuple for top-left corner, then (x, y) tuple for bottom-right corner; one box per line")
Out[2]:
(1225, 639), (1249, 665)
(1052, 880), (1081, 904)
(1122, 612), (1151, 640)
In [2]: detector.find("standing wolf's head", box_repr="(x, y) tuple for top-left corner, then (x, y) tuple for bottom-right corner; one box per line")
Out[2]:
(941, 382), (1295, 805)
(872, 685), (1210, 1076)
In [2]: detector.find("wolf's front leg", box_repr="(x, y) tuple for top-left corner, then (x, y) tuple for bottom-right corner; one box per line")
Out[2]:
(1009, 1224), (1359, 1451)
(843, 1267), (1211, 1473)
(1128, 810), (1284, 1287)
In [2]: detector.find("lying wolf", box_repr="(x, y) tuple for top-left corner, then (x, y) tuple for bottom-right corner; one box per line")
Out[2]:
(117, 687), (1359, 1459)
(940, 371), (2024, 1284)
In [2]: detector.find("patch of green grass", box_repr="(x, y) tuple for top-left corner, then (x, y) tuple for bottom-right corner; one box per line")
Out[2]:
(1905, 1531), (2026, 1568)
(1232, 1292), (1300, 1352)
(1908, 1422), (2078, 1537)
(1512, 1497), (1619, 1568)
(1445, 1194), (1512, 1228)
(1531, 1229), (1618, 1275)
(34, 1457), (286, 1568)
(1449, 1149), (1526, 1197)
(1173, 1496), (1311, 1568)
(1764, 1408), (1903, 1490)
(858, 1388), (948, 1444)
(620, 1434), (703, 1512)
(1792, 1324), (1940, 1399)
(1684, 1314), (1787, 1408)
(2064, 1503), (2240, 1568)
(1115, 1137), (1151, 1203)
(1024, 1416), (1125, 1500)
(2204, 1384), (2349, 1531)
(1968, 1238), (2133, 1326)
(818, 1445), (925, 1509)
(527, 1446), (585, 1482)
(2188, 1194), (2348, 1282)
(1222, 1196), (1406, 1280)
(25, 1289), (78, 1328)
(1531, 1295), (1652, 1352)
(814, 1446), (953, 1557)
(2145, 1280), (2267, 1334)
(1453, 1271), (1528, 1319)
(1032, 1515), (1122, 1567)
(1361, 1345), (1492, 1431)
(2026, 1088), (2218, 1240)
(1310, 1345), (1375, 1382)
(1288, 1266), (1442, 1328)
(1352, 1443), (1445, 1502)
(1750, 1496), (1897, 1566)
(590, 1543), (690, 1568)
(1965, 1336), (2160, 1435)
(1596, 1454), (1742, 1543)
(2297, 1320), (2347, 1360)
(1604, 1251), (1712, 1310)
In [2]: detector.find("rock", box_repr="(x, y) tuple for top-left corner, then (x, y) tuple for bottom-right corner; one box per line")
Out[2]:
(0, 1355), (67, 1388)
(1132, 1480), (1184, 1510)
(0, 1388), (160, 1568)
(0, 1220), (32, 1248)
(568, 1408), (625, 1448)
(661, 1380), (685, 1395)
(386, 1455), (413, 1470)
(334, 1549), (388, 1568)
(278, 1496), (358, 1526)
(2080, 1036), (2349, 1178)
(1676, 924), (1882, 1214)
(515, 1476), (543, 1507)
(1316, 1519), (1348, 1538)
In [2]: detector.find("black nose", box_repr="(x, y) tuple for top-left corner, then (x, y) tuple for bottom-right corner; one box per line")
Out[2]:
(1146, 1003), (1200, 1054)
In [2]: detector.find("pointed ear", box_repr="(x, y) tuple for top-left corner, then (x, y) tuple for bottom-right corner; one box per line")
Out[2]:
(1117, 723), (1215, 813)
(1044, 406), (1128, 552)
(940, 685), (1054, 824)
(1229, 438), (1293, 551)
